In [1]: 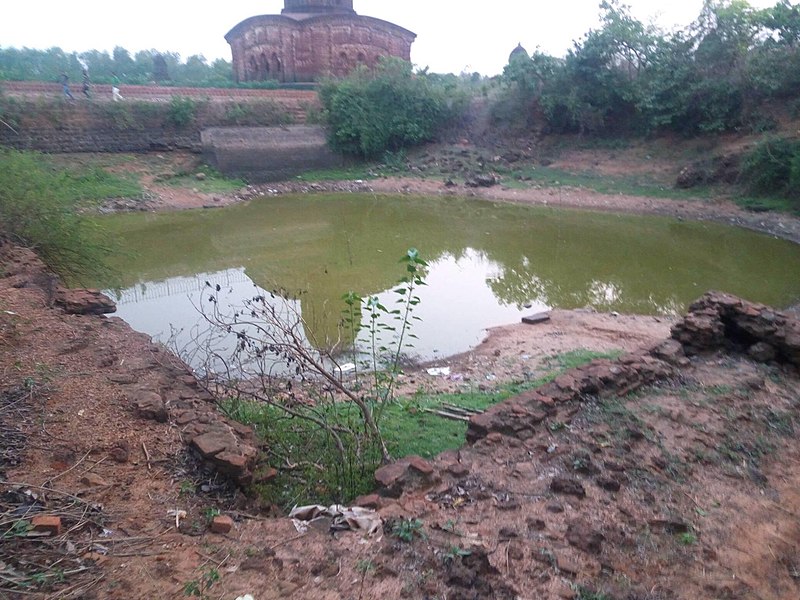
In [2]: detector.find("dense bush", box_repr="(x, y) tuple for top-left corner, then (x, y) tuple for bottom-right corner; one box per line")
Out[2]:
(319, 58), (468, 158)
(740, 137), (800, 199)
(496, 0), (800, 137)
(0, 149), (123, 283)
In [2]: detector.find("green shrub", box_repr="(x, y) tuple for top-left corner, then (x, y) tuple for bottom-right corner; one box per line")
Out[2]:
(0, 149), (119, 284)
(320, 58), (468, 158)
(740, 137), (800, 198)
(165, 96), (201, 128)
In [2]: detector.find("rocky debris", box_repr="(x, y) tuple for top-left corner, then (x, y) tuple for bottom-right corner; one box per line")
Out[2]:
(130, 390), (168, 423)
(672, 291), (800, 366)
(190, 425), (258, 485)
(596, 476), (622, 492)
(522, 311), (551, 325)
(445, 547), (518, 600)
(108, 442), (130, 463)
(468, 292), (800, 443)
(467, 401), (548, 442)
(210, 515), (234, 534)
(79, 473), (110, 488)
(465, 173), (499, 188)
(374, 455), (439, 498)
(54, 288), (116, 315)
(566, 520), (605, 554)
(676, 154), (740, 189)
(550, 477), (587, 498)
(467, 352), (674, 443)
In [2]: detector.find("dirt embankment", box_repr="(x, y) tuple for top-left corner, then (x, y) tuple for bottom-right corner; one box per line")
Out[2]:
(3, 241), (800, 599)
(2, 145), (800, 599)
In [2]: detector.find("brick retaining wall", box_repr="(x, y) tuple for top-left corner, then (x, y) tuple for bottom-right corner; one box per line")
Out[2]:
(0, 82), (320, 154)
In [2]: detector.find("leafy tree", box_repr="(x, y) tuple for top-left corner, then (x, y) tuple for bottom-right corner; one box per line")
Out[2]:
(537, 1), (655, 134)
(763, 0), (800, 45)
(747, 0), (800, 98)
(112, 46), (136, 77)
(494, 0), (800, 136)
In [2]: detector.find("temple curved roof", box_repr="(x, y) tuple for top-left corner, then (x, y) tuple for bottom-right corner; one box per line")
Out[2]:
(282, 0), (355, 15)
(225, 13), (415, 43)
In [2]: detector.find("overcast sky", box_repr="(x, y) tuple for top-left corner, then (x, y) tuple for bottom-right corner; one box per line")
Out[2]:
(0, 1), (780, 75)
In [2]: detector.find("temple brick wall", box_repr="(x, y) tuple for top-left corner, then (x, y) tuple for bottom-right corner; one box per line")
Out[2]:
(226, 1), (415, 83)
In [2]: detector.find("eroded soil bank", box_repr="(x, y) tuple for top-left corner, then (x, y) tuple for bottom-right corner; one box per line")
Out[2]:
(3, 241), (800, 600)
(2, 148), (800, 599)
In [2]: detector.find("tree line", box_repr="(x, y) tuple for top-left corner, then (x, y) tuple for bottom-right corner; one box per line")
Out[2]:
(0, 46), (246, 88)
(498, 0), (800, 136)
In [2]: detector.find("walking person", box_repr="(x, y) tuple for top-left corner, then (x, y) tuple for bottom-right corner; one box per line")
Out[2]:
(60, 72), (74, 101)
(111, 72), (124, 102)
(82, 68), (91, 99)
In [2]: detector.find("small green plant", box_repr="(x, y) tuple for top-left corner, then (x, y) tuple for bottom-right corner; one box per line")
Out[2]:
(441, 518), (462, 535)
(355, 559), (375, 574)
(341, 248), (428, 424)
(178, 480), (195, 496)
(183, 567), (220, 598)
(576, 588), (612, 600)
(442, 545), (471, 563)
(203, 507), (220, 522)
(3, 519), (32, 538)
(677, 531), (698, 546)
(391, 518), (425, 542)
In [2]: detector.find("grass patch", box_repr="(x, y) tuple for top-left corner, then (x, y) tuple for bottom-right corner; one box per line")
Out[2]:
(734, 194), (800, 215)
(294, 164), (381, 182)
(498, 164), (709, 200)
(222, 348), (620, 509)
(59, 166), (141, 202)
(0, 149), (125, 283)
(155, 166), (244, 194)
(543, 349), (623, 371)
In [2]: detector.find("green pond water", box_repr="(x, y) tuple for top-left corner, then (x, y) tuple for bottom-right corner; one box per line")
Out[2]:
(98, 193), (800, 363)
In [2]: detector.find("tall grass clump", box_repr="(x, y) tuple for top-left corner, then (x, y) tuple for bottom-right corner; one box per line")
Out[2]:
(0, 149), (121, 283)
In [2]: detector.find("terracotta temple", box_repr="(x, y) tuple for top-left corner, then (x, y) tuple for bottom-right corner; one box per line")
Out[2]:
(225, 0), (416, 83)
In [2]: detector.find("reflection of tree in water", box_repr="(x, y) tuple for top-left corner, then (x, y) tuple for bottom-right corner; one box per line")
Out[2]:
(486, 258), (552, 308)
(105, 194), (800, 326)
(476, 217), (694, 315)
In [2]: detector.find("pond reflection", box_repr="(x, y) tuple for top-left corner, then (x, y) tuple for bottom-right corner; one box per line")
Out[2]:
(99, 193), (800, 363)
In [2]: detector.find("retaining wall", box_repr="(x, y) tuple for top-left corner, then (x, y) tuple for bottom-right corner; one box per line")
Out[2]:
(0, 82), (320, 154)
(202, 125), (344, 182)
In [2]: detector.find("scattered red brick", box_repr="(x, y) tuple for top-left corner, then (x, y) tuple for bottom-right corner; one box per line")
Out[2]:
(31, 515), (62, 536)
(210, 515), (234, 534)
